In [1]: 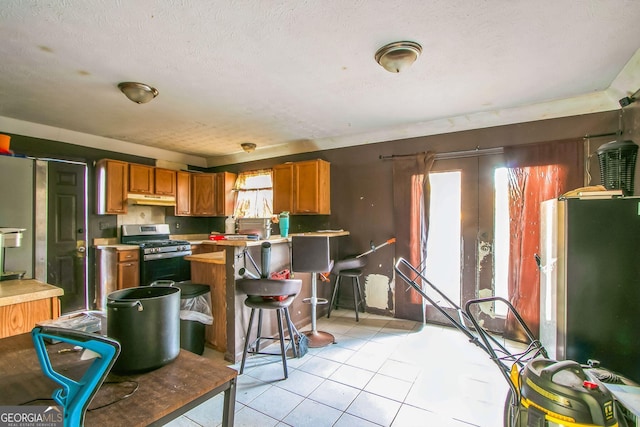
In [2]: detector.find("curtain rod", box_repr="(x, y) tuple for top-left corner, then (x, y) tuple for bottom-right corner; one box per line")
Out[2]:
(379, 147), (504, 161)
(582, 132), (617, 139)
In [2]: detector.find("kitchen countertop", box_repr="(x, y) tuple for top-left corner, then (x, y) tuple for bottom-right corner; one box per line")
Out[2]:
(200, 230), (350, 247)
(93, 231), (350, 248)
(0, 279), (64, 307)
(184, 251), (226, 264)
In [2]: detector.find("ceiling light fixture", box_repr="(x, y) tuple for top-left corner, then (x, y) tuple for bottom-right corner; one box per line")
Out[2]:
(118, 82), (159, 104)
(241, 142), (256, 153)
(375, 41), (422, 73)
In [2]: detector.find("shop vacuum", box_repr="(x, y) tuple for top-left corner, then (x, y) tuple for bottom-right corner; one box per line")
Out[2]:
(395, 258), (638, 427)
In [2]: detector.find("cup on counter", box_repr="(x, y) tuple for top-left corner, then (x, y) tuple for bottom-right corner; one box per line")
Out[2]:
(279, 212), (289, 237)
(0, 134), (11, 152)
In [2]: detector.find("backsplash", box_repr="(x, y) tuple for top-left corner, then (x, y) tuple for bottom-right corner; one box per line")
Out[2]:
(117, 205), (166, 229)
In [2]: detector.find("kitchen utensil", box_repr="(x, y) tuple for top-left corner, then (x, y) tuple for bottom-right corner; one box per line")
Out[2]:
(107, 285), (180, 373)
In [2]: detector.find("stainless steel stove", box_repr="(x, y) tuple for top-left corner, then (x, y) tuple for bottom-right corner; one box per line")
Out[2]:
(121, 224), (192, 285)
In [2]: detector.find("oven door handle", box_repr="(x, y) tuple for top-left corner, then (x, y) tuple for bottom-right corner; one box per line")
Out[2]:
(143, 250), (192, 261)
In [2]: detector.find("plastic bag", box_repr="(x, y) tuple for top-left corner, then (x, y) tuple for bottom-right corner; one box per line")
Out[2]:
(179, 294), (213, 325)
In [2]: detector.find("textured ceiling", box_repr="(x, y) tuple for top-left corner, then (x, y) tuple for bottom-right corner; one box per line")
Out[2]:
(1, 0), (640, 167)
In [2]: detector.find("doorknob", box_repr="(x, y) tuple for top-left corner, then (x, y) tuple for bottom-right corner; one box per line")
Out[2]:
(77, 246), (86, 253)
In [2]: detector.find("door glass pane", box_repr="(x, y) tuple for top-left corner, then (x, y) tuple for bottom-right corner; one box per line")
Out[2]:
(494, 167), (509, 315)
(425, 171), (461, 305)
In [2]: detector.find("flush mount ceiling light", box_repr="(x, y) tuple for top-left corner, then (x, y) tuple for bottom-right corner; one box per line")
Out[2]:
(241, 142), (256, 153)
(375, 41), (422, 73)
(118, 82), (159, 104)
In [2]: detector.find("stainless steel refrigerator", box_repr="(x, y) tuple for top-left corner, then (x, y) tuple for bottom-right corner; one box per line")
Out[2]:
(0, 155), (34, 279)
(539, 197), (640, 383)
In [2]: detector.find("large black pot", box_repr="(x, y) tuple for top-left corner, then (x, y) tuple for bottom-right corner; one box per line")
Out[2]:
(107, 286), (180, 374)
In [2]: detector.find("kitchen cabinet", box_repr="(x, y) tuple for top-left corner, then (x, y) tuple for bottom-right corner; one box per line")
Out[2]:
(0, 279), (63, 339)
(129, 163), (154, 194)
(192, 173), (216, 216)
(116, 249), (139, 289)
(273, 163), (294, 215)
(215, 172), (237, 216)
(155, 168), (177, 196)
(273, 159), (330, 214)
(96, 159), (128, 214)
(175, 171), (192, 216)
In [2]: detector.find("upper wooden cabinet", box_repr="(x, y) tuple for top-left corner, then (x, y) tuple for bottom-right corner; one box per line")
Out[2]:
(155, 168), (177, 196)
(175, 171), (191, 216)
(191, 173), (216, 216)
(215, 172), (237, 217)
(96, 159), (128, 214)
(273, 159), (330, 214)
(128, 165), (176, 196)
(129, 163), (154, 194)
(273, 163), (294, 214)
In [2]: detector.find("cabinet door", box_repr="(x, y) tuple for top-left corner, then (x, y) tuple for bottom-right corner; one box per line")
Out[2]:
(295, 159), (330, 214)
(192, 173), (216, 215)
(129, 164), (154, 194)
(117, 262), (140, 289)
(155, 168), (177, 196)
(175, 171), (191, 216)
(215, 172), (237, 216)
(272, 163), (294, 214)
(96, 159), (128, 214)
(117, 250), (140, 289)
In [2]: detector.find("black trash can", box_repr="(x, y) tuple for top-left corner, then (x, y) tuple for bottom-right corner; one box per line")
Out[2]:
(175, 282), (213, 355)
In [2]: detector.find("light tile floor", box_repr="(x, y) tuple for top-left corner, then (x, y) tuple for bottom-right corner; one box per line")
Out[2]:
(165, 309), (516, 427)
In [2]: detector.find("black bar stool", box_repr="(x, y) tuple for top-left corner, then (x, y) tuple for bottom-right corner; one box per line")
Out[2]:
(291, 236), (335, 348)
(328, 256), (367, 321)
(237, 278), (302, 379)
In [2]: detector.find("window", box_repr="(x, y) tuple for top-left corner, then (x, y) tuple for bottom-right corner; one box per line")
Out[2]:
(233, 169), (273, 218)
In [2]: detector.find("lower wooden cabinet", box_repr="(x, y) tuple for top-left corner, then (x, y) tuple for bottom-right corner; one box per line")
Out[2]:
(117, 249), (139, 289)
(0, 297), (60, 338)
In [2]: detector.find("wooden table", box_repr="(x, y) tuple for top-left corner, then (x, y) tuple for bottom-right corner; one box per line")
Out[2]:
(0, 333), (237, 426)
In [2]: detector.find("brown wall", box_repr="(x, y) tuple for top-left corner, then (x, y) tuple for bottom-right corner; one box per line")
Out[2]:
(220, 109), (639, 313)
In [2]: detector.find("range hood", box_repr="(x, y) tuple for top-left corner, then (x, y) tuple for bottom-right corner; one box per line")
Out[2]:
(127, 193), (176, 206)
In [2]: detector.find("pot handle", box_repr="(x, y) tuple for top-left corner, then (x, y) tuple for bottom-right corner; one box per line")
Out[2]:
(107, 300), (143, 311)
(150, 280), (175, 287)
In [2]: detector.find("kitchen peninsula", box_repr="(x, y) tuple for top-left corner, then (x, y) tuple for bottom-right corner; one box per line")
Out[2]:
(186, 231), (349, 362)
(0, 279), (64, 338)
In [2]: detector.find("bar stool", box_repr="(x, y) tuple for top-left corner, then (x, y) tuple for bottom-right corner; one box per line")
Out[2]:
(291, 236), (334, 348)
(328, 256), (367, 321)
(237, 278), (301, 379)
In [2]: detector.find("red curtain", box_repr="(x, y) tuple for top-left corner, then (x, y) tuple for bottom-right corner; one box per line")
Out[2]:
(392, 152), (436, 320)
(504, 139), (584, 341)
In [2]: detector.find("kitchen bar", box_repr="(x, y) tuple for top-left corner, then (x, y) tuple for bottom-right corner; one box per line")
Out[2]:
(186, 231), (349, 363)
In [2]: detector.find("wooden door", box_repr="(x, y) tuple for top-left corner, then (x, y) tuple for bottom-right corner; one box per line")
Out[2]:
(175, 171), (191, 216)
(47, 161), (87, 313)
(215, 172), (237, 216)
(155, 168), (176, 196)
(192, 173), (215, 215)
(117, 250), (140, 289)
(272, 163), (293, 214)
(294, 160), (330, 214)
(129, 164), (154, 194)
(96, 159), (127, 214)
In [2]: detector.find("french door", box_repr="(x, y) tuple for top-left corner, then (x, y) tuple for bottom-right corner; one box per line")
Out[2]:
(422, 153), (508, 332)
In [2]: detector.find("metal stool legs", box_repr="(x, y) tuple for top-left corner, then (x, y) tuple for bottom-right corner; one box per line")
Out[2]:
(240, 306), (296, 379)
(328, 272), (365, 321)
